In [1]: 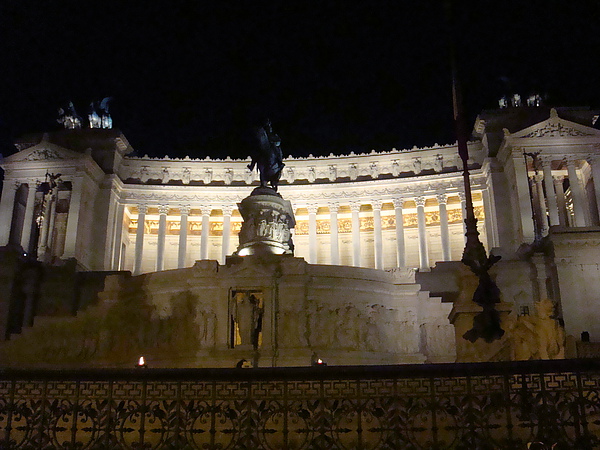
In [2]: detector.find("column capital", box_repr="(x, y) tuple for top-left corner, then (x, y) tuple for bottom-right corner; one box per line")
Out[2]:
(436, 193), (447, 205)
(392, 197), (405, 209)
(586, 153), (600, 165)
(371, 199), (383, 211)
(307, 204), (319, 215)
(328, 202), (340, 214)
(564, 156), (579, 165)
(553, 175), (565, 184)
(199, 205), (212, 216)
(137, 204), (148, 214)
(414, 196), (426, 208)
(158, 205), (169, 215)
(533, 173), (544, 183)
(5, 180), (20, 191)
(457, 192), (466, 202)
(349, 201), (361, 213)
(179, 204), (191, 215)
(539, 154), (554, 166)
(222, 205), (234, 216)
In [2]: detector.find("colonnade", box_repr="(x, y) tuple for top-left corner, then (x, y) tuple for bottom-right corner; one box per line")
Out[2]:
(0, 179), (80, 261)
(528, 156), (600, 233)
(124, 192), (471, 275)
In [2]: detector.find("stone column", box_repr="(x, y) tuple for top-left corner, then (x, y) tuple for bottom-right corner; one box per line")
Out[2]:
(436, 193), (451, 261)
(37, 191), (53, 259)
(534, 174), (548, 235)
(200, 206), (211, 260)
(45, 184), (59, 257)
(133, 204), (147, 275)
(178, 205), (190, 268)
(156, 205), (169, 271)
(541, 157), (560, 226)
(588, 155), (600, 225)
(328, 202), (340, 265)
(554, 176), (569, 227)
(565, 157), (588, 227)
(20, 181), (38, 253)
(393, 197), (405, 267)
(458, 192), (467, 244)
(111, 203), (125, 270)
(0, 181), (18, 246)
(415, 196), (430, 270)
(307, 204), (318, 264)
(350, 201), (361, 267)
(63, 176), (83, 258)
(372, 200), (383, 270)
(221, 205), (233, 264)
(511, 152), (535, 242)
(481, 188), (497, 249)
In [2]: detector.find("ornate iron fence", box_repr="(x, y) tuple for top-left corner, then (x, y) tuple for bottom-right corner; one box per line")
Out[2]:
(1, 360), (599, 449)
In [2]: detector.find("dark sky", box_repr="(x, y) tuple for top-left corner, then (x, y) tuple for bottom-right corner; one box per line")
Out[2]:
(1, 1), (599, 159)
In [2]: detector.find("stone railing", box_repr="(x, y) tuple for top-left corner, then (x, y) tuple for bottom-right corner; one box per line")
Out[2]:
(1, 360), (599, 449)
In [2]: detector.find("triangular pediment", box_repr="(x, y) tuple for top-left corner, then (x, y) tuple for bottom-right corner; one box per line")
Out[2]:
(3, 139), (84, 163)
(510, 109), (600, 139)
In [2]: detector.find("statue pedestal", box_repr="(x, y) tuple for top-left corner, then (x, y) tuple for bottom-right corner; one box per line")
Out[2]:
(235, 187), (296, 256)
(449, 301), (514, 362)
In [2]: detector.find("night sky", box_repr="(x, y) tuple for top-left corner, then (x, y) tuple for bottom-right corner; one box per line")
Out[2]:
(1, 1), (599, 160)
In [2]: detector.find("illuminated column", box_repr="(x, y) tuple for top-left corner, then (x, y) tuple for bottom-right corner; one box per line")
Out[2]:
(178, 205), (190, 268)
(133, 204), (147, 275)
(20, 181), (38, 253)
(541, 157), (559, 226)
(37, 191), (53, 258)
(45, 184), (59, 255)
(156, 205), (168, 271)
(111, 203), (125, 270)
(512, 151), (535, 242)
(458, 192), (467, 244)
(481, 188), (498, 249)
(393, 197), (405, 267)
(415, 196), (430, 270)
(200, 206), (211, 260)
(436, 193), (451, 261)
(307, 204), (318, 264)
(350, 201), (361, 267)
(565, 157), (588, 227)
(554, 176), (569, 226)
(534, 174), (548, 235)
(0, 181), (18, 246)
(63, 175), (83, 258)
(372, 200), (383, 270)
(221, 205), (233, 264)
(328, 202), (340, 265)
(588, 155), (600, 224)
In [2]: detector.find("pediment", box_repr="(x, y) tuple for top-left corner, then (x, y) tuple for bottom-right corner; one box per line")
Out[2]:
(3, 140), (84, 163)
(510, 110), (600, 139)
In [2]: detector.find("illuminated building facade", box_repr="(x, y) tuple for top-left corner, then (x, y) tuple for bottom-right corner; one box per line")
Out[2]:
(1, 105), (600, 347)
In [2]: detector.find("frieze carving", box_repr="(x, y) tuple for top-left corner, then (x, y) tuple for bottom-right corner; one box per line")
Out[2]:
(523, 122), (591, 138)
(294, 206), (483, 235)
(305, 302), (419, 353)
(23, 148), (65, 161)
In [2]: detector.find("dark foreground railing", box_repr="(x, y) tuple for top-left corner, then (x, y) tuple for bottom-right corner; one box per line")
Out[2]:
(1, 360), (600, 449)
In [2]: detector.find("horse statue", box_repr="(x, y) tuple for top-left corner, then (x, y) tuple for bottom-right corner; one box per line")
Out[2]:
(247, 119), (285, 191)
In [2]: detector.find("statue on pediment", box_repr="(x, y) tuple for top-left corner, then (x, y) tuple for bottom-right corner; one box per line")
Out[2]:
(247, 119), (285, 191)
(57, 102), (82, 129)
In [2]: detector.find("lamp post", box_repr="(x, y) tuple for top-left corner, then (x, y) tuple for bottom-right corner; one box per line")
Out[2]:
(448, 2), (503, 343)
